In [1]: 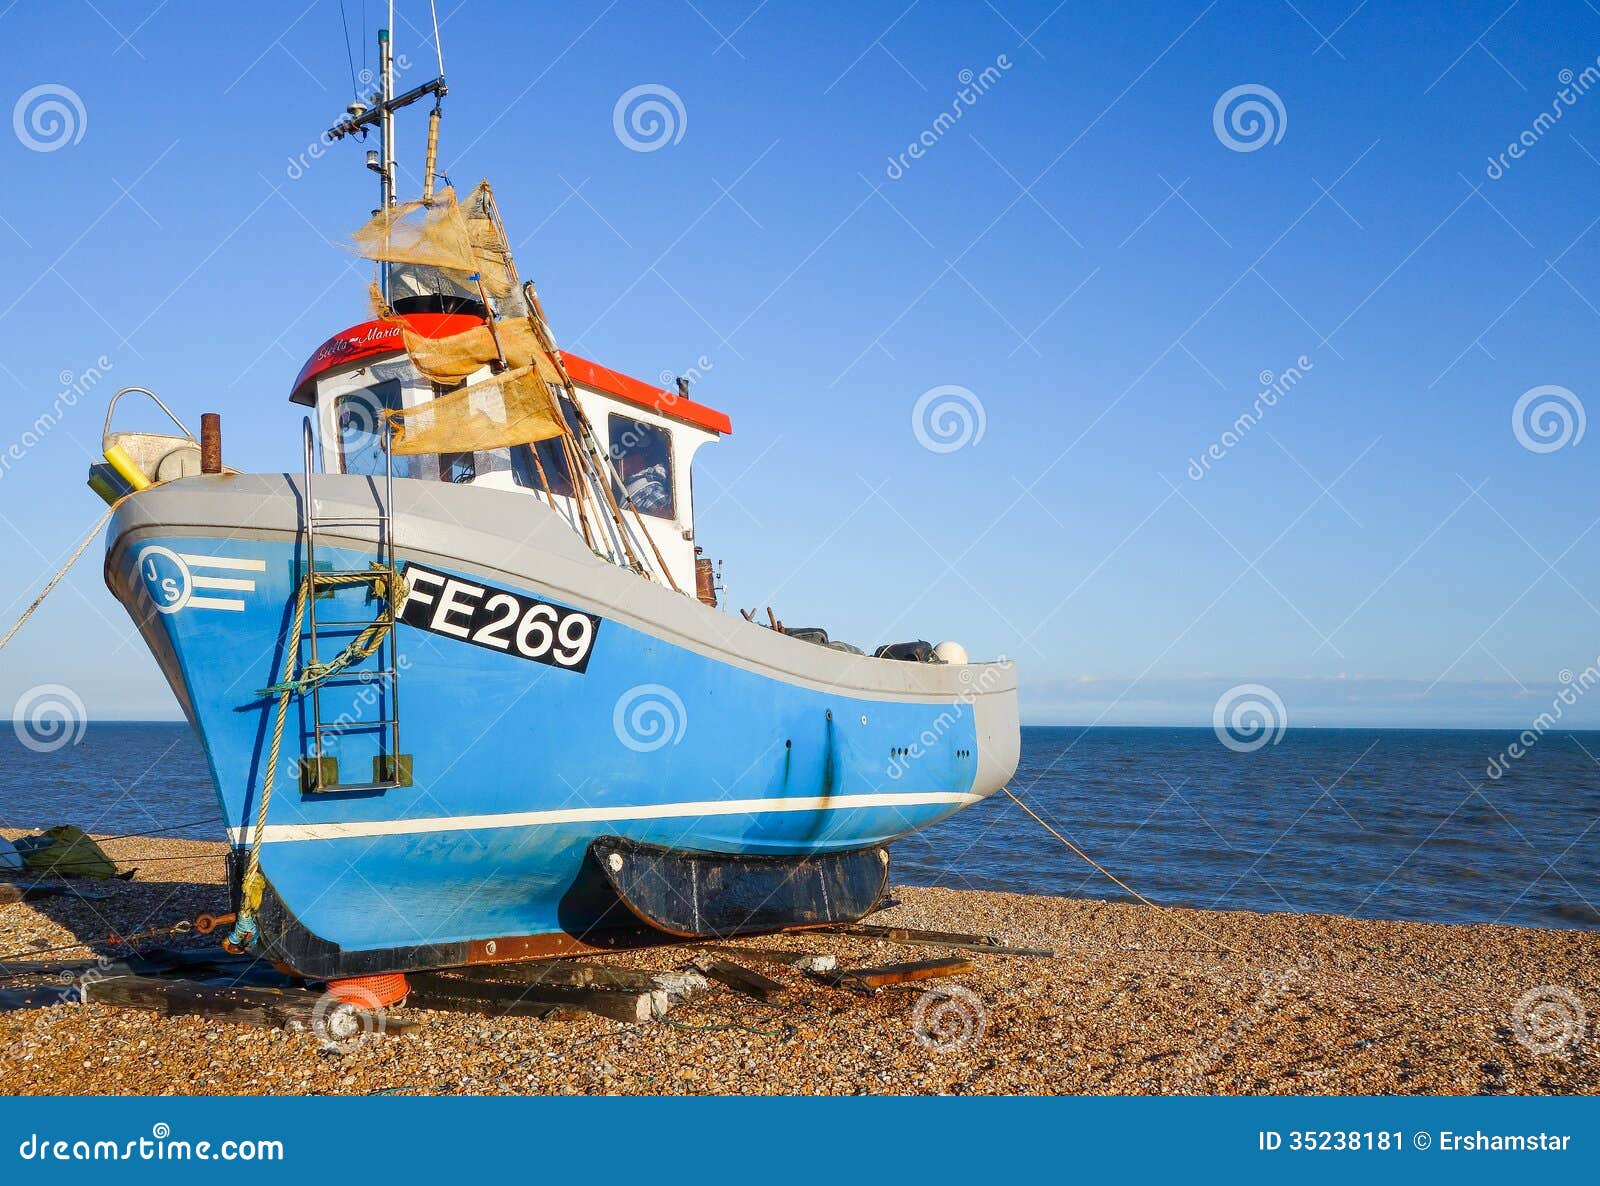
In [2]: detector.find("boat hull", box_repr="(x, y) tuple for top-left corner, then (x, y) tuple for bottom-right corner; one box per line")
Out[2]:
(105, 474), (1020, 974)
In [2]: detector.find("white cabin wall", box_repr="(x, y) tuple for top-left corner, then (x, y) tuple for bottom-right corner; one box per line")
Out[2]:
(311, 355), (719, 599)
(573, 383), (717, 596)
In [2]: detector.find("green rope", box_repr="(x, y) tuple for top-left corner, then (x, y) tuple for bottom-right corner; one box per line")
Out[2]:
(256, 566), (407, 697)
(226, 563), (406, 951)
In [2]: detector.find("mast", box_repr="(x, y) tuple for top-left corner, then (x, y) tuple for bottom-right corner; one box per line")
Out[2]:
(324, 9), (448, 304)
(378, 25), (396, 299)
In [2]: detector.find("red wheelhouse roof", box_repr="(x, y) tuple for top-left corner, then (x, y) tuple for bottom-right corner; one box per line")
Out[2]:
(290, 314), (732, 436)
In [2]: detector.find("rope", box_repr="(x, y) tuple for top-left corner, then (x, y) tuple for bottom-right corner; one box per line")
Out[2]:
(256, 566), (407, 697)
(0, 499), (124, 658)
(226, 563), (405, 952)
(1001, 787), (1246, 958)
(84, 817), (225, 843)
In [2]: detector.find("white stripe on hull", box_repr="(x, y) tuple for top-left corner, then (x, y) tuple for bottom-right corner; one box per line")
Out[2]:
(228, 790), (984, 845)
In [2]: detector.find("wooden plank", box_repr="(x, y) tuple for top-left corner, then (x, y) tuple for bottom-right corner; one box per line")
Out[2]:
(452, 960), (662, 993)
(0, 949), (258, 986)
(82, 974), (417, 1034)
(691, 944), (837, 973)
(816, 956), (975, 992)
(86, 975), (318, 1026)
(826, 923), (1053, 958)
(406, 971), (651, 1023)
(691, 956), (786, 1002)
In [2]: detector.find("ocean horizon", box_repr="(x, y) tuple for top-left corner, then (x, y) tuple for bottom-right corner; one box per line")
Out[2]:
(2, 722), (1595, 931)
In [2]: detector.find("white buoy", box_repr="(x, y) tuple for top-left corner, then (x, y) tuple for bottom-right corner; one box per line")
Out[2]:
(933, 640), (969, 665)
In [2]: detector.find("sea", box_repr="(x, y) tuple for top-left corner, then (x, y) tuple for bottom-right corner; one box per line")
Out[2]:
(1, 723), (1595, 930)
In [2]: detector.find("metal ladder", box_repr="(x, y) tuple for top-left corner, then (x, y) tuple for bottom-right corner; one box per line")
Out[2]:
(299, 416), (405, 794)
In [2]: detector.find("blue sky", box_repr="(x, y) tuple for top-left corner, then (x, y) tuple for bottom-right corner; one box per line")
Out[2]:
(2, 0), (1600, 728)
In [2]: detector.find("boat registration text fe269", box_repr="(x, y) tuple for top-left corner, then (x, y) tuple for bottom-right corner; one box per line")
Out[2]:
(397, 563), (600, 672)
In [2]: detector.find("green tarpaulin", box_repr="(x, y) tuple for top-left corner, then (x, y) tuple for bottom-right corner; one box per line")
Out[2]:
(17, 826), (117, 879)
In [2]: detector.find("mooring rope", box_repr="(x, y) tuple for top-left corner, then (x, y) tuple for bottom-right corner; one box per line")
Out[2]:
(1001, 787), (1246, 957)
(0, 499), (125, 658)
(226, 563), (406, 952)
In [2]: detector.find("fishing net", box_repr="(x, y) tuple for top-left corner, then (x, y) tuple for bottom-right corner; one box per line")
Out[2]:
(350, 186), (475, 272)
(461, 180), (519, 304)
(402, 317), (565, 388)
(349, 181), (519, 302)
(387, 365), (566, 456)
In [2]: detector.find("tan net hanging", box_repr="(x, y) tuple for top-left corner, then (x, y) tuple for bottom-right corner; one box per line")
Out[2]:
(460, 180), (516, 300)
(349, 182), (517, 296)
(387, 365), (565, 456)
(402, 318), (564, 388)
(350, 187), (475, 272)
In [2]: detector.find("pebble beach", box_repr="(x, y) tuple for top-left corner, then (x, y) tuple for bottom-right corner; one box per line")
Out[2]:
(0, 831), (1595, 1096)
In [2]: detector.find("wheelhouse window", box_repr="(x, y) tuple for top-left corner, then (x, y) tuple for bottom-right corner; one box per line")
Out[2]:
(608, 413), (674, 519)
(335, 381), (416, 478)
(511, 387), (579, 497)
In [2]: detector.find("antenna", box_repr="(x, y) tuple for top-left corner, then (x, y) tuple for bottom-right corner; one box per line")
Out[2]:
(322, 5), (449, 302)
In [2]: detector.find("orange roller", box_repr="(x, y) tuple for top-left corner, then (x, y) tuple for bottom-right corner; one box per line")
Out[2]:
(325, 973), (409, 1008)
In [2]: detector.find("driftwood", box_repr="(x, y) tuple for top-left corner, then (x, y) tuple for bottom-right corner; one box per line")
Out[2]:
(815, 956), (975, 993)
(691, 956), (785, 1002)
(690, 944), (837, 973)
(406, 971), (664, 1024)
(825, 923), (1053, 958)
(452, 960), (662, 992)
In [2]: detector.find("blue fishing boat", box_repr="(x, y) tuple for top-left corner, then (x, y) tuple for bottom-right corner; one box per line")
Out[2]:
(93, 20), (1018, 982)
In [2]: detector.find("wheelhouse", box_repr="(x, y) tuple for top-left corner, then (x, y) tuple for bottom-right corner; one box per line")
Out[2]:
(290, 311), (731, 595)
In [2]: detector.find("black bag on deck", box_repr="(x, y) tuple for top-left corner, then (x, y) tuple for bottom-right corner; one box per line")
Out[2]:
(873, 640), (935, 663)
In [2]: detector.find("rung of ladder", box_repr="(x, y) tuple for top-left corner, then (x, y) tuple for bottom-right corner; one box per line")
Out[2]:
(315, 718), (399, 734)
(309, 515), (390, 527)
(306, 780), (404, 796)
(303, 672), (399, 687)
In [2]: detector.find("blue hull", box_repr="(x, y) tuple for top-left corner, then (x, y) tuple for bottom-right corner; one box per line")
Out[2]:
(107, 495), (1013, 969)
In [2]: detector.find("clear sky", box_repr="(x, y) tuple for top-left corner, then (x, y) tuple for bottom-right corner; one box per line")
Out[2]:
(2, 0), (1599, 729)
